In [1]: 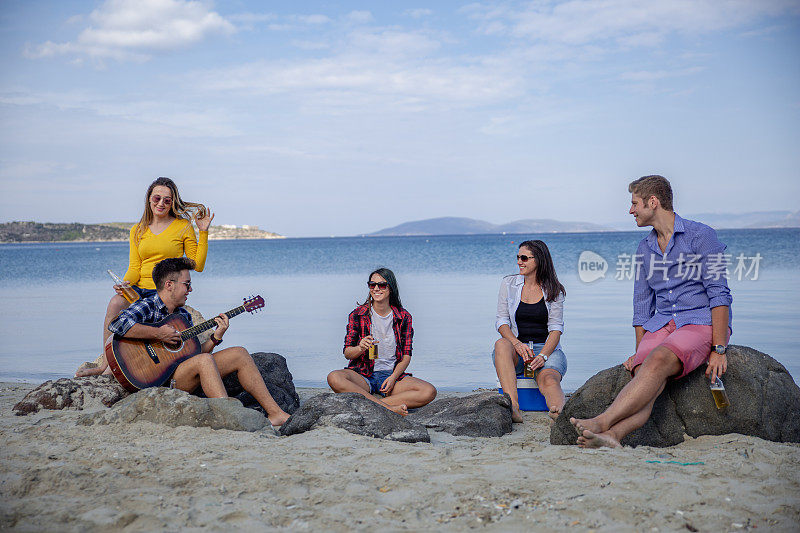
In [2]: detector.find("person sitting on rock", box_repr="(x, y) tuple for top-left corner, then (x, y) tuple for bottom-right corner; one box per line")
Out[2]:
(493, 239), (568, 424)
(106, 257), (290, 427)
(326, 267), (437, 416)
(572, 175), (732, 448)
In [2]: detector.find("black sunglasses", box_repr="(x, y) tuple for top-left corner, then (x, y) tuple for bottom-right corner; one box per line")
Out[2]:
(516, 254), (535, 262)
(368, 281), (389, 290)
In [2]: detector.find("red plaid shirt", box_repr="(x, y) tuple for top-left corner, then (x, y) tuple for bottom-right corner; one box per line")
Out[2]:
(343, 304), (413, 378)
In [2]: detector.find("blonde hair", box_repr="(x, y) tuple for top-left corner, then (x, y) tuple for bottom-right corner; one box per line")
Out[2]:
(134, 177), (207, 243)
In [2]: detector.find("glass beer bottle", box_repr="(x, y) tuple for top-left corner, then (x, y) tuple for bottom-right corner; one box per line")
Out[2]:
(710, 376), (730, 409)
(368, 339), (378, 360)
(523, 341), (535, 378)
(107, 269), (139, 304)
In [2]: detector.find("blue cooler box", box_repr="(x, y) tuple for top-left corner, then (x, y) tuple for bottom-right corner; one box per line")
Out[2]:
(497, 377), (547, 411)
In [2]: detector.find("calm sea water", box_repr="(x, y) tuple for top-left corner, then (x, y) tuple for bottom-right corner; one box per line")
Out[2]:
(1, 229), (798, 390)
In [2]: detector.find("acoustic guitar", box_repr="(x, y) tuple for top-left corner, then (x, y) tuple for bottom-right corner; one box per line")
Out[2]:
(106, 295), (265, 392)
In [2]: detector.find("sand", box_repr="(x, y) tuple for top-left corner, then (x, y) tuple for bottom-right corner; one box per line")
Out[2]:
(1, 382), (799, 532)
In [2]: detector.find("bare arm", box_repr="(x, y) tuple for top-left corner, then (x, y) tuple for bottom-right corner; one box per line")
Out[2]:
(705, 305), (730, 381)
(344, 336), (374, 360)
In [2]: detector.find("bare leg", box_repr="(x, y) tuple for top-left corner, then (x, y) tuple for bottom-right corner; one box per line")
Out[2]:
(535, 368), (565, 421)
(576, 389), (661, 449)
(212, 347), (290, 427)
(383, 376), (436, 409)
(327, 369), (408, 416)
(102, 294), (129, 350)
(493, 338), (523, 423)
(570, 346), (681, 446)
(173, 352), (228, 398)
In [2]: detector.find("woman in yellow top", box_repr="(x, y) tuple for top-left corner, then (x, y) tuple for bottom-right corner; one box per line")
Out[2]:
(78, 177), (213, 376)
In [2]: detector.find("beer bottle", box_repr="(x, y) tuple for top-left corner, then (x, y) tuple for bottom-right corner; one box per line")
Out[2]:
(710, 376), (730, 409)
(523, 341), (535, 378)
(107, 269), (139, 304)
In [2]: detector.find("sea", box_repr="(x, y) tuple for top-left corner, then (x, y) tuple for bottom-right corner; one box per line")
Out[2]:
(1, 228), (798, 391)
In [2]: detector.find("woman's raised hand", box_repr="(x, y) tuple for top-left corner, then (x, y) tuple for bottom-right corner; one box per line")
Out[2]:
(194, 208), (215, 231)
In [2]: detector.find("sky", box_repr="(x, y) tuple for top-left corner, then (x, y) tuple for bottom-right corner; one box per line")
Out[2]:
(1, 0), (799, 237)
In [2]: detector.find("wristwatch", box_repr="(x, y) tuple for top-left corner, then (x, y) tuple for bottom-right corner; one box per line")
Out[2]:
(539, 353), (549, 362)
(712, 344), (726, 355)
(210, 335), (223, 346)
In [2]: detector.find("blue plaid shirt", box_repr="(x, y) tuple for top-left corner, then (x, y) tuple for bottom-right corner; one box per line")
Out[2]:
(633, 213), (733, 333)
(108, 293), (193, 336)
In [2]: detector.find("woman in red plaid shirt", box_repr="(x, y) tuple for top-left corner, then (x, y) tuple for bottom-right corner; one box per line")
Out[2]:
(326, 268), (437, 416)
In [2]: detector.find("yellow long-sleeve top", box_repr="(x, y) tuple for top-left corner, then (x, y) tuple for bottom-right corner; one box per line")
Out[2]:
(123, 218), (208, 290)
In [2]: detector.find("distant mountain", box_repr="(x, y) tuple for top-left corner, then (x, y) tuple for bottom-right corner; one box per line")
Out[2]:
(684, 210), (800, 229)
(368, 217), (613, 236)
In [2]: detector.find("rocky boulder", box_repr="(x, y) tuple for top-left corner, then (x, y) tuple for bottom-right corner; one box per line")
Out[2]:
(279, 392), (430, 443)
(551, 345), (800, 447)
(407, 392), (513, 437)
(12, 376), (129, 415)
(77, 387), (268, 432)
(220, 352), (300, 414)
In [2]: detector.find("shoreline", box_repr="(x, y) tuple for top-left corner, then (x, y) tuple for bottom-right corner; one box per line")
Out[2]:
(2, 382), (798, 531)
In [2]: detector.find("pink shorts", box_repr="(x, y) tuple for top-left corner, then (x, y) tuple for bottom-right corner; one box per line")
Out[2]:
(630, 320), (721, 379)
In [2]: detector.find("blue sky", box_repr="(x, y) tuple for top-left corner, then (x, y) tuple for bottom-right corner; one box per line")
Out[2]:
(1, 0), (799, 237)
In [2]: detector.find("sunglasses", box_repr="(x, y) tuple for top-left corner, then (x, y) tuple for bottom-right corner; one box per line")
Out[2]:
(517, 254), (535, 262)
(368, 281), (389, 290)
(151, 195), (173, 205)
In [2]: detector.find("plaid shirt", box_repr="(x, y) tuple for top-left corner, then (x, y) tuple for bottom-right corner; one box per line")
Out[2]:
(344, 304), (413, 378)
(108, 293), (193, 336)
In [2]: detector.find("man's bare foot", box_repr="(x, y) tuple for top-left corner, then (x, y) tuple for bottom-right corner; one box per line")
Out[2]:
(570, 416), (604, 435)
(511, 406), (524, 423)
(577, 429), (620, 449)
(269, 411), (291, 428)
(75, 366), (104, 377)
(548, 405), (561, 422)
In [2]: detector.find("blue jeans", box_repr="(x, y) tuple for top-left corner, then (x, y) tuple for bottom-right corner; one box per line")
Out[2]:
(361, 370), (394, 395)
(492, 342), (567, 379)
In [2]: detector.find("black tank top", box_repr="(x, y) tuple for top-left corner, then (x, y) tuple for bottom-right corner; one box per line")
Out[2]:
(515, 299), (549, 344)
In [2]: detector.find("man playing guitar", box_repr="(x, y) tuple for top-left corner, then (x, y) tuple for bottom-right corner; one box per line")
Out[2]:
(107, 257), (290, 428)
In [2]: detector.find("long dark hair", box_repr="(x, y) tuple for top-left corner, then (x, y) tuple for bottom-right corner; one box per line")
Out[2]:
(361, 267), (403, 309)
(135, 177), (207, 243)
(518, 240), (565, 302)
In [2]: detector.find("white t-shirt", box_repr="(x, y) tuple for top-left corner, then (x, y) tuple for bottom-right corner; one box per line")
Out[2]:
(370, 307), (397, 372)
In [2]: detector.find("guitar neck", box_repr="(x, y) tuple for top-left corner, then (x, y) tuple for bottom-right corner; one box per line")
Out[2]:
(180, 305), (246, 341)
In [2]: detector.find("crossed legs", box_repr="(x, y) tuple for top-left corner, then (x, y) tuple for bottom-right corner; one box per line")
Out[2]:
(173, 346), (290, 427)
(326, 369), (437, 416)
(571, 346), (681, 448)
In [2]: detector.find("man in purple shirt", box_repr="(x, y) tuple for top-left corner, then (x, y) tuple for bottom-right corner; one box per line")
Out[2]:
(572, 175), (732, 448)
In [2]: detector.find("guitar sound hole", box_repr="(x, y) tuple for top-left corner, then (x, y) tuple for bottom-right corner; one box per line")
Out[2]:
(163, 341), (181, 351)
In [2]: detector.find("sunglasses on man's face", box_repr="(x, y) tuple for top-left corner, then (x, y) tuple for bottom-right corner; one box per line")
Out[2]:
(517, 254), (535, 262)
(368, 281), (389, 290)
(151, 195), (173, 205)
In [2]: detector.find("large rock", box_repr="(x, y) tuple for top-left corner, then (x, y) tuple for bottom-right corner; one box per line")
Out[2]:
(77, 387), (268, 432)
(12, 376), (129, 415)
(407, 392), (513, 437)
(220, 352), (300, 414)
(279, 392), (430, 443)
(551, 345), (800, 447)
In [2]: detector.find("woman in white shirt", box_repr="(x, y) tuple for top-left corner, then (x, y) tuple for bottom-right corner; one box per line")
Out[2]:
(494, 240), (567, 423)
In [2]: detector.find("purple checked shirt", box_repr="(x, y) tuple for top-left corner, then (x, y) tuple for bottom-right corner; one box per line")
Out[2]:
(633, 213), (733, 333)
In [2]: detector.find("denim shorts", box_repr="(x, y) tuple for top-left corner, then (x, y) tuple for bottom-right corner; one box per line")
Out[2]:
(132, 286), (157, 299)
(492, 342), (567, 379)
(360, 370), (394, 395)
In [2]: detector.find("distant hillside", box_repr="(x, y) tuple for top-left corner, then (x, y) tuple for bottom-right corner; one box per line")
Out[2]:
(0, 221), (284, 243)
(0, 221), (128, 242)
(685, 210), (799, 229)
(368, 217), (613, 236)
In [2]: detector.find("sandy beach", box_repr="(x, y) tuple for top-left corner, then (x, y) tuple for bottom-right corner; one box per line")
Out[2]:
(1, 382), (799, 532)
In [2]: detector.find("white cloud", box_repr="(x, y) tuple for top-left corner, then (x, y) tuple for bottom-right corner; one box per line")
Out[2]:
(26, 0), (234, 62)
(466, 0), (800, 46)
(405, 9), (433, 19)
(345, 10), (374, 23)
